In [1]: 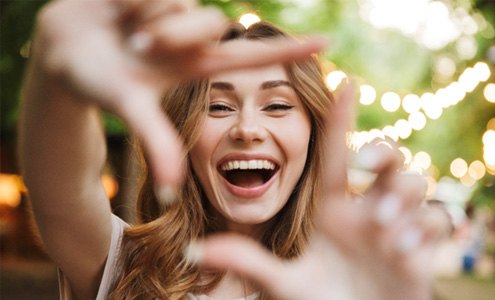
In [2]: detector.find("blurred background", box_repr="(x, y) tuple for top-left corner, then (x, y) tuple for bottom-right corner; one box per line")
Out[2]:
(1, 0), (494, 299)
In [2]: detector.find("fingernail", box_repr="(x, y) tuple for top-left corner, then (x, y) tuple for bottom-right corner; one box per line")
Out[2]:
(155, 185), (177, 206)
(128, 32), (152, 54)
(348, 168), (377, 193)
(374, 194), (401, 225)
(353, 146), (380, 170)
(396, 227), (422, 254)
(184, 240), (203, 265)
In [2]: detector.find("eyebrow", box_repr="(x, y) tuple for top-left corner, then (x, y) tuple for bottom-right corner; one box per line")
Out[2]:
(260, 80), (292, 90)
(211, 82), (234, 91)
(210, 80), (292, 91)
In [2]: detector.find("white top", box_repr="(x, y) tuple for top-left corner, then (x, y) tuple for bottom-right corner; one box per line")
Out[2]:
(58, 214), (259, 300)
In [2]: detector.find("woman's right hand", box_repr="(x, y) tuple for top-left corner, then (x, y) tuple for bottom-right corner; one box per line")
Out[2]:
(32, 0), (326, 191)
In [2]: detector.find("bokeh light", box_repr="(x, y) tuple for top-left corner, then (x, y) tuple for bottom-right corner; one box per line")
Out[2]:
(239, 13), (261, 29)
(359, 84), (376, 105)
(381, 92), (401, 112)
(450, 158), (468, 178)
(484, 83), (495, 103)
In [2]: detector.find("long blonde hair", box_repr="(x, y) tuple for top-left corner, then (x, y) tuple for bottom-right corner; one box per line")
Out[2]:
(109, 22), (333, 299)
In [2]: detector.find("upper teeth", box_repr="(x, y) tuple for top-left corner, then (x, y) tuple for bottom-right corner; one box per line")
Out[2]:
(221, 160), (276, 171)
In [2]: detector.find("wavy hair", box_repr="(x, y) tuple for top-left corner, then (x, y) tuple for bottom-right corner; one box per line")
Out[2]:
(109, 21), (333, 300)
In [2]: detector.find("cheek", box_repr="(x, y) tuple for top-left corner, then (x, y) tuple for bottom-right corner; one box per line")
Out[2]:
(190, 120), (225, 173)
(278, 116), (312, 162)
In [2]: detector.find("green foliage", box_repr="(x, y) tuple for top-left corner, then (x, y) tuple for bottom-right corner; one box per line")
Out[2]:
(0, 0), (46, 141)
(1, 0), (494, 203)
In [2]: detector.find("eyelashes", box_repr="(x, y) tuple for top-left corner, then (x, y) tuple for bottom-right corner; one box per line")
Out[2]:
(209, 103), (234, 112)
(263, 103), (295, 112)
(208, 102), (295, 113)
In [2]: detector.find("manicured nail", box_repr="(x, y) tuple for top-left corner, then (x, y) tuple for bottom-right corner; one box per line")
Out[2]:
(396, 227), (422, 254)
(128, 32), (152, 54)
(374, 194), (401, 225)
(155, 185), (177, 206)
(184, 240), (203, 265)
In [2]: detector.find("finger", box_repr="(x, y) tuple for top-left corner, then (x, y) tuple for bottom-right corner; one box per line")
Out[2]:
(322, 81), (355, 199)
(362, 173), (427, 253)
(117, 0), (196, 23)
(377, 205), (450, 259)
(196, 36), (328, 76)
(317, 200), (368, 255)
(186, 234), (293, 299)
(349, 140), (402, 194)
(115, 86), (185, 203)
(414, 206), (451, 244)
(134, 7), (228, 54)
(352, 139), (403, 175)
(391, 171), (427, 208)
(316, 83), (358, 252)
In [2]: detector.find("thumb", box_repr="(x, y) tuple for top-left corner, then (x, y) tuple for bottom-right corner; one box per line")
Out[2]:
(186, 234), (292, 299)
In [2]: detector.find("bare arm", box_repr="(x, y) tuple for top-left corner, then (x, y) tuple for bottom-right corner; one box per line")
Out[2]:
(20, 59), (111, 300)
(19, 43), (112, 300)
(18, 1), (326, 298)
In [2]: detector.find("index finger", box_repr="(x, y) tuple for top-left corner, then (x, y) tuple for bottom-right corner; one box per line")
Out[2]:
(196, 36), (328, 76)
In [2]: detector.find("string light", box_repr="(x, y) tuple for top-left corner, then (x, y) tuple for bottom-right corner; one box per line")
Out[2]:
(402, 94), (421, 113)
(101, 174), (119, 200)
(483, 130), (495, 167)
(381, 92), (401, 112)
(239, 13), (261, 29)
(450, 158), (468, 178)
(0, 174), (24, 208)
(468, 160), (486, 180)
(382, 125), (399, 141)
(484, 83), (495, 103)
(347, 1), (491, 189)
(487, 118), (495, 130)
(359, 84), (376, 105)
(394, 119), (412, 139)
(408, 111), (427, 131)
(359, 0), (480, 50)
(414, 151), (432, 170)
(348, 61), (492, 152)
(325, 70), (348, 91)
(460, 173), (477, 187)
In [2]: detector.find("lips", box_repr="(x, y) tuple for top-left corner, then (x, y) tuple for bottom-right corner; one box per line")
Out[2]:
(217, 158), (279, 194)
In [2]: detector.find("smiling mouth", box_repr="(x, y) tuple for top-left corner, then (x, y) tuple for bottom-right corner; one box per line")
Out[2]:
(219, 159), (279, 188)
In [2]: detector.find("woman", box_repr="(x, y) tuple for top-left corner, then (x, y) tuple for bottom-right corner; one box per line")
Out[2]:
(19, 0), (448, 299)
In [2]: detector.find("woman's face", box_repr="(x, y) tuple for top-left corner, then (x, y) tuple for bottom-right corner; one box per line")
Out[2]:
(190, 42), (311, 234)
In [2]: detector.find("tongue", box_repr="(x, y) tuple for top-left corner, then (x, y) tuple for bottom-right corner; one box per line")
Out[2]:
(227, 170), (265, 188)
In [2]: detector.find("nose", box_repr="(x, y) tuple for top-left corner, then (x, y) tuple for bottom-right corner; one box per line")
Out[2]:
(229, 110), (268, 144)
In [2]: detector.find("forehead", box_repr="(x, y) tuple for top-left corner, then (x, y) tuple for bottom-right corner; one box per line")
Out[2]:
(211, 40), (289, 84)
(210, 64), (288, 85)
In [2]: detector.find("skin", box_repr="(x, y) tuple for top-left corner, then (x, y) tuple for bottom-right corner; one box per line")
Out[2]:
(196, 86), (450, 300)
(19, 0), (449, 299)
(190, 60), (311, 236)
(19, 1), (325, 299)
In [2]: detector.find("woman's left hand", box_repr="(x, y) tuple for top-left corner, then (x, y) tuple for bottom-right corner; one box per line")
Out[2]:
(189, 83), (450, 300)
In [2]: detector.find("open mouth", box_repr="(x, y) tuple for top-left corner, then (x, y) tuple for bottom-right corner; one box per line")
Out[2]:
(218, 159), (279, 188)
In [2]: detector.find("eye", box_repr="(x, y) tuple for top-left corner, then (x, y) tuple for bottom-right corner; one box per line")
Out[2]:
(208, 103), (235, 115)
(263, 103), (295, 112)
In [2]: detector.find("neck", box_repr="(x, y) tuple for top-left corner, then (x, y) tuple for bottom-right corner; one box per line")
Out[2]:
(204, 271), (257, 299)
